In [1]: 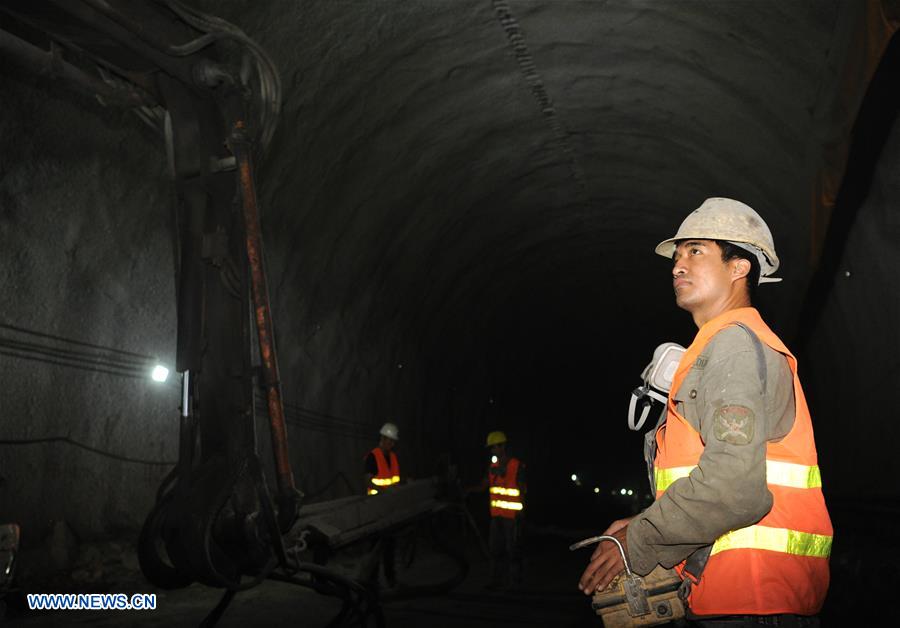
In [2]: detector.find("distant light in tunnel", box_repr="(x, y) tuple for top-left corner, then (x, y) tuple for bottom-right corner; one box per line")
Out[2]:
(571, 474), (578, 482)
(151, 365), (169, 383)
(397, 363), (403, 369)
(844, 270), (851, 278)
(620, 488), (627, 495)
(593, 487), (600, 494)
(491, 455), (498, 464)
(627, 489), (634, 496)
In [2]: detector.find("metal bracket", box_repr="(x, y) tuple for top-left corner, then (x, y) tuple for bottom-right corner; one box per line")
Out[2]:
(622, 573), (651, 616)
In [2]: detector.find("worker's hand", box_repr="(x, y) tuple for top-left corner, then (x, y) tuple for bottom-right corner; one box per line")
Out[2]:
(578, 524), (630, 595)
(584, 516), (635, 578)
(586, 516), (634, 565)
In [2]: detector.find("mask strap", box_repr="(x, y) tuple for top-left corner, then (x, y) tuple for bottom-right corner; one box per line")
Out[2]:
(628, 388), (668, 431)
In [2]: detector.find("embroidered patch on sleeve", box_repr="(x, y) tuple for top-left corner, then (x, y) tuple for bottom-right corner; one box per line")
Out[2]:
(713, 405), (755, 445)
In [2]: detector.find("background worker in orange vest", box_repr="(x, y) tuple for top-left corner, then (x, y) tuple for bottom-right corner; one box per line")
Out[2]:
(364, 422), (401, 496)
(364, 422), (401, 587)
(578, 198), (832, 626)
(469, 430), (526, 589)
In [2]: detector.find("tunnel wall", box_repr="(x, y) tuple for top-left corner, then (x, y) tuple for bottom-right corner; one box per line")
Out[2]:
(802, 110), (900, 504)
(0, 63), (481, 543)
(0, 75), (178, 540)
(0, 75), (438, 545)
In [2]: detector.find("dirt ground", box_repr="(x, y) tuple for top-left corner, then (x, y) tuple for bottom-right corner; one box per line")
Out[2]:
(3, 530), (602, 627)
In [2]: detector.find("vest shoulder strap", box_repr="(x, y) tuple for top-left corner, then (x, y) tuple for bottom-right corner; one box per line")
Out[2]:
(371, 447), (387, 471)
(732, 322), (767, 396)
(511, 457), (524, 480)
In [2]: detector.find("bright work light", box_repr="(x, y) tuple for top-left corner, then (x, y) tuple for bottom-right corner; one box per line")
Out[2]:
(151, 364), (169, 383)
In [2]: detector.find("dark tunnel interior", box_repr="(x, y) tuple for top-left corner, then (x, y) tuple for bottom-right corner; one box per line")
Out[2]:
(2, 1), (900, 626)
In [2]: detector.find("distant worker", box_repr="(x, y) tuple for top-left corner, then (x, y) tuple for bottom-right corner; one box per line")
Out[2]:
(365, 422), (400, 496)
(470, 430), (526, 589)
(578, 198), (832, 625)
(364, 422), (401, 588)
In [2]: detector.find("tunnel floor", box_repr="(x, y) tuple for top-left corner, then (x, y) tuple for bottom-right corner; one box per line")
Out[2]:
(5, 512), (884, 626)
(6, 531), (600, 627)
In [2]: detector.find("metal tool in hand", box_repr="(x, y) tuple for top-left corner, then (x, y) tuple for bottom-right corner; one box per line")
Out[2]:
(570, 535), (652, 617)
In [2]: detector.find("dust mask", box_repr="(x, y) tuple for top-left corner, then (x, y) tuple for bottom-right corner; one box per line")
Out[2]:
(627, 342), (685, 430)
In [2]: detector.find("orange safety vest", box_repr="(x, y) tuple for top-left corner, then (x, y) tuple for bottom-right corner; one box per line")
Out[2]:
(367, 447), (400, 495)
(489, 457), (523, 518)
(655, 307), (832, 616)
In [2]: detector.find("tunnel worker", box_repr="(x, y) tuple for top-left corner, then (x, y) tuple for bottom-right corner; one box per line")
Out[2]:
(365, 422), (401, 496)
(470, 430), (527, 589)
(364, 422), (401, 588)
(579, 198), (832, 626)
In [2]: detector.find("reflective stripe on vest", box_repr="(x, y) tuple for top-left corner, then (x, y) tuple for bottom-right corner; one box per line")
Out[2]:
(711, 525), (832, 558)
(656, 460), (822, 493)
(489, 486), (521, 497)
(656, 463), (829, 559)
(490, 499), (523, 511)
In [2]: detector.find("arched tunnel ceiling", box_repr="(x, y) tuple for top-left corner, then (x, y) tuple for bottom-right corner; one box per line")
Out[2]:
(193, 0), (897, 495)
(191, 0), (885, 366)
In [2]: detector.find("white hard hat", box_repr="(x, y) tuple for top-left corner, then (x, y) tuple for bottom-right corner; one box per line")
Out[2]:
(379, 422), (399, 441)
(655, 198), (781, 284)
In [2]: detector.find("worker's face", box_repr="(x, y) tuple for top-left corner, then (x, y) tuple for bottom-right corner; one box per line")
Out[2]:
(671, 240), (737, 312)
(380, 436), (396, 451)
(490, 443), (505, 459)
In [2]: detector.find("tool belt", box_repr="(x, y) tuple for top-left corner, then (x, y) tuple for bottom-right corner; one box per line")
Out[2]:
(591, 564), (684, 627)
(571, 535), (711, 627)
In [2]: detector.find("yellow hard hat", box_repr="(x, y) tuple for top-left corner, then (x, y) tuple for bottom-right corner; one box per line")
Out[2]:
(486, 431), (507, 447)
(655, 198), (781, 284)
